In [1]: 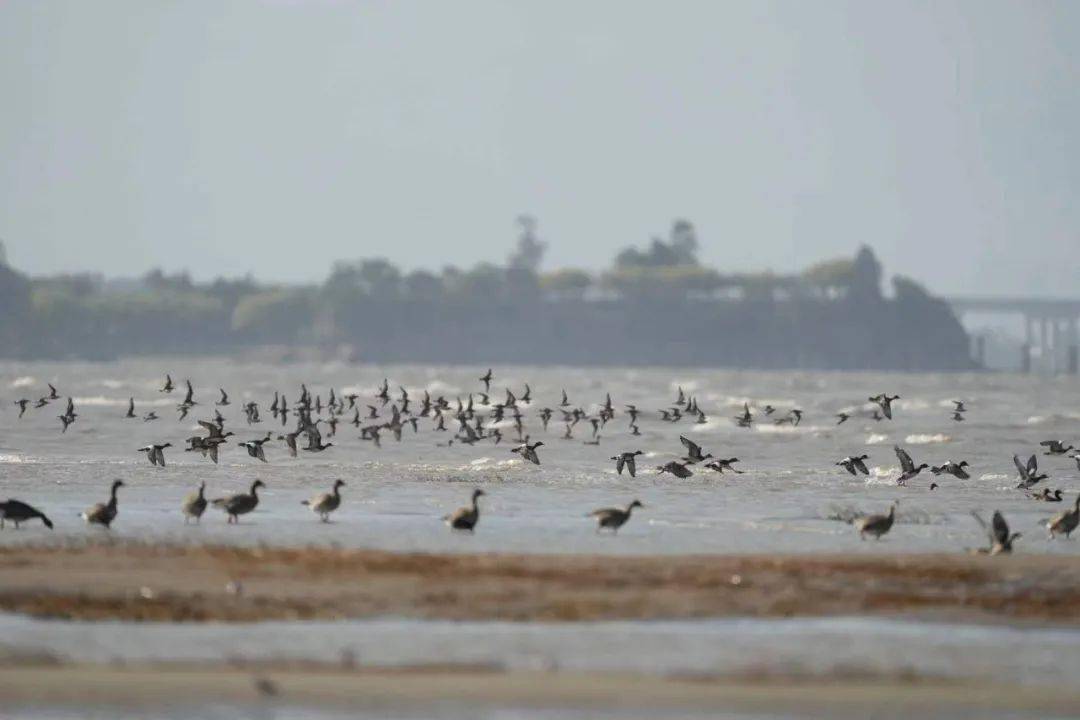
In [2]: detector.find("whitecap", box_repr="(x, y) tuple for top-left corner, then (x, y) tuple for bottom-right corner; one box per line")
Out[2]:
(865, 433), (889, 445)
(904, 433), (950, 445)
(9, 376), (36, 388)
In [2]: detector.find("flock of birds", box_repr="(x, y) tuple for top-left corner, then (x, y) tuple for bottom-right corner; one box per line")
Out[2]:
(3, 369), (1080, 554)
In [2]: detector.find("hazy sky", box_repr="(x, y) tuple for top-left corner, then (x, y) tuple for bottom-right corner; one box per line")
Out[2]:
(1, 1), (1078, 296)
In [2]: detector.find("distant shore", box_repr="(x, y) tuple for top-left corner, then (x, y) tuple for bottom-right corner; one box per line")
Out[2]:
(2, 541), (1078, 624)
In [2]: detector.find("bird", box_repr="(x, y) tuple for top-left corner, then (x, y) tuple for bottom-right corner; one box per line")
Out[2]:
(1014, 454), (1048, 489)
(160, 374), (174, 393)
(952, 400), (967, 413)
(138, 443), (171, 467)
(444, 488), (484, 531)
(932, 460), (970, 480)
(970, 511), (1020, 555)
(211, 480), (266, 524)
(869, 393), (900, 420)
(853, 502), (897, 540)
(511, 441), (543, 465)
(611, 450), (644, 477)
(835, 412), (850, 425)
(1046, 493), (1080, 539)
(13, 399), (28, 417)
(894, 446), (928, 485)
(588, 500), (643, 534)
(82, 480), (124, 528)
(216, 388), (230, 406)
(479, 369), (493, 393)
(1030, 488), (1064, 502)
(238, 433), (271, 462)
(1040, 440), (1075, 456)
(656, 460), (693, 478)
(124, 397), (136, 419)
(1070, 453), (1080, 472)
(0, 499), (54, 530)
(679, 435), (712, 464)
(951, 412), (965, 422)
(182, 482), (208, 524)
(837, 455), (870, 476)
(301, 479), (346, 522)
(704, 458), (743, 474)
(47, 383), (59, 400)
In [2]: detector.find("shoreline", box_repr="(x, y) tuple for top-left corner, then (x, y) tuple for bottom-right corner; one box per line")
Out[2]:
(2, 541), (1080, 624)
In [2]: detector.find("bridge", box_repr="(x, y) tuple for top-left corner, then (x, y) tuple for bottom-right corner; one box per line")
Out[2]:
(945, 296), (1080, 374)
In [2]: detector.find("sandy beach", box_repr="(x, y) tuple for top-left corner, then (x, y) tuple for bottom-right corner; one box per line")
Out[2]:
(2, 541), (1079, 624)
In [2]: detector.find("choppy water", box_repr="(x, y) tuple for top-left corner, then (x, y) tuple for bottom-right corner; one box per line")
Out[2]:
(1, 358), (1079, 555)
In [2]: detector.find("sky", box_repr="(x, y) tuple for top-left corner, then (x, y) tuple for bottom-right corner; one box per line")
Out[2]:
(1, 1), (1078, 296)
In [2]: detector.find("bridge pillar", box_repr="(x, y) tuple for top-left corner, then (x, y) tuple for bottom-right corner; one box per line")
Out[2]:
(1069, 317), (1079, 375)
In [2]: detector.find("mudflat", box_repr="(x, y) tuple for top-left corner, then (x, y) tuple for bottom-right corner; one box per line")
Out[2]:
(1, 541), (1079, 623)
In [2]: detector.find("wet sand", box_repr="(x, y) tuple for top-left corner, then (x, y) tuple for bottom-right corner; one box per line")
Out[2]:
(3, 663), (1080, 718)
(2, 541), (1080, 623)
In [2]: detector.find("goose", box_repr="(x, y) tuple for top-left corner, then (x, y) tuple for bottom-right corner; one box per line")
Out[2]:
(951, 412), (965, 422)
(82, 480), (124, 528)
(869, 393), (900, 420)
(58, 413), (74, 433)
(1014, 454), (1048, 489)
(212, 480), (265, 524)
(932, 460), (970, 480)
(704, 458), (743, 474)
(1069, 453), (1080, 472)
(679, 435), (712, 464)
(835, 412), (850, 425)
(656, 460), (693, 478)
(836, 455), (870, 476)
(138, 443), (171, 466)
(560, 389), (570, 407)
(444, 488), (484, 531)
(511, 441), (543, 465)
(762, 404), (776, 416)
(182, 380), (196, 406)
(1040, 440), (1075, 456)
(0, 499), (54, 529)
(160, 374), (174, 393)
(182, 482), (207, 524)
(953, 400), (967, 413)
(971, 511), (1020, 555)
(47, 383), (59, 400)
(479, 369), (493, 393)
(611, 451), (644, 477)
(239, 433), (271, 462)
(143, 411), (159, 422)
(1030, 488), (1064, 502)
(124, 397), (136, 418)
(853, 501), (897, 540)
(588, 500), (643, 534)
(734, 403), (753, 428)
(14, 399), (28, 417)
(894, 445), (928, 485)
(1046, 494), (1080, 539)
(216, 388), (230, 406)
(279, 430), (301, 457)
(301, 479), (345, 522)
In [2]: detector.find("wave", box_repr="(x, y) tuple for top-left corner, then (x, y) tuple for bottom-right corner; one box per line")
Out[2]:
(904, 434), (951, 445)
(0, 453), (33, 463)
(865, 434), (889, 445)
(9, 376), (36, 388)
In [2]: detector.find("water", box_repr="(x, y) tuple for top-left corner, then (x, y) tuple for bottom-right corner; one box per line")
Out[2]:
(3, 359), (1080, 717)
(1, 358), (1078, 555)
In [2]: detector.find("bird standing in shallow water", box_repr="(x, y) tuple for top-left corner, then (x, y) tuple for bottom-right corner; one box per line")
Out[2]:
(0, 499), (53, 530)
(182, 482), (207, 524)
(853, 501), (897, 540)
(82, 480), (124, 529)
(588, 500), (643, 534)
(302, 479), (346, 522)
(212, 480), (266, 524)
(444, 489), (484, 531)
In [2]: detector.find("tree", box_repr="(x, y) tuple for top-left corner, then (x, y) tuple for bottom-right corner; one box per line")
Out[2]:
(507, 215), (546, 272)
